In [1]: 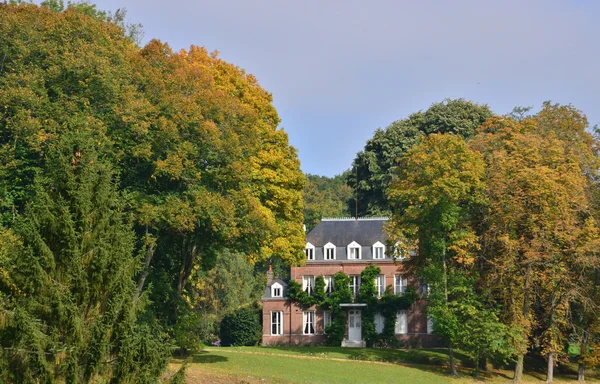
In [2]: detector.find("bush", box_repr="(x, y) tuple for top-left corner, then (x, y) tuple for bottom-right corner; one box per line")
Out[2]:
(219, 307), (261, 346)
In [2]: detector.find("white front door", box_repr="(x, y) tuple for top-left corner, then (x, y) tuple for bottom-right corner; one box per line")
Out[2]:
(348, 310), (362, 341)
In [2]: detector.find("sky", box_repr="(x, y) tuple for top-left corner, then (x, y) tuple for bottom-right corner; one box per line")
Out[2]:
(90, 0), (600, 177)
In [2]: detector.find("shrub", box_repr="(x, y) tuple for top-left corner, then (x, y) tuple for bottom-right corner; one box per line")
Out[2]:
(219, 307), (261, 346)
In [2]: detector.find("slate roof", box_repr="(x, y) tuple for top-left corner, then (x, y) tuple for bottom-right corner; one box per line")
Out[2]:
(306, 218), (388, 247)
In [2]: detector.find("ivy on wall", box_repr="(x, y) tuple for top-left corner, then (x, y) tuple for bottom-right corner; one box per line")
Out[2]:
(287, 264), (418, 347)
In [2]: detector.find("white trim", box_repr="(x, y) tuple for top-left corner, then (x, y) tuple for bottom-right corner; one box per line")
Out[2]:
(324, 242), (336, 260)
(324, 275), (334, 295)
(302, 275), (315, 296)
(375, 274), (385, 298)
(347, 241), (361, 260)
(394, 275), (407, 295)
(372, 241), (385, 259)
(270, 311), (283, 336)
(305, 242), (315, 260)
(395, 310), (408, 334)
(271, 282), (283, 298)
(303, 311), (315, 335)
(323, 310), (332, 328)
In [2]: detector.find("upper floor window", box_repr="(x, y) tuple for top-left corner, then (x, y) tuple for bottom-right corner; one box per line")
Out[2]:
(347, 241), (361, 260)
(394, 275), (407, 295)
(271, 282), (283, 298)
(305, 242), (315, 260)
(372, 241), (385, 259)
(324, 275), (334, 296)
(302, 275), (315, 296)
(324, 242), (336, 260)
(375, 275), (385, 298)
(349, 275), (361, 299)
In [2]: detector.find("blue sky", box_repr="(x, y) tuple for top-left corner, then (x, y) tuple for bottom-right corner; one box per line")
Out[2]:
(91, 0), (600, 177)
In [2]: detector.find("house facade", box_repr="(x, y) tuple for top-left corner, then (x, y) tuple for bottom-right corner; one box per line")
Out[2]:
(262, 217), (437, 347)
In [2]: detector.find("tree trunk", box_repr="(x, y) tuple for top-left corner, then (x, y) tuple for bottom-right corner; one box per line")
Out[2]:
(514, 352), (524, 383)
(479, 356), (487, 373)
(546, 352), (554, 383)
(177, 242), (197, 294)
(448, 346), (458, 376)
(134, 241), (156, 301)
(578, 363), (585, 382)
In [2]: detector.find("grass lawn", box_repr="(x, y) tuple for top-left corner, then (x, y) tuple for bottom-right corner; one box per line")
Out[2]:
(167, 346), (600, 383)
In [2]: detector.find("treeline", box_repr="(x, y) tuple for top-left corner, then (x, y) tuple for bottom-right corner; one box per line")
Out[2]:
(0, 3), (304, 383)
(331, 100), (598, 382)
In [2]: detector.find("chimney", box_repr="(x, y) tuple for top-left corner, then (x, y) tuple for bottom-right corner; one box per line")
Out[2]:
(267, 265), (273, 285)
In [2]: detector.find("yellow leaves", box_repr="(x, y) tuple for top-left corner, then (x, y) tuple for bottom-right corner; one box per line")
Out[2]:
(155, 153), (184, 181)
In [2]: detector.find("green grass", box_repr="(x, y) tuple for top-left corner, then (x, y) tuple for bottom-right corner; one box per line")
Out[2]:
(173, 346), (600, 383)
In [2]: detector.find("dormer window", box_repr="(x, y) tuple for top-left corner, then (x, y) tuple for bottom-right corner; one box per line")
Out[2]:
(347, 241), (361, 260)
(372, 241), (385, 259)
(271, 282), (283, 298)
(305, 242), (315, 260)
(324, 242), (336, 260)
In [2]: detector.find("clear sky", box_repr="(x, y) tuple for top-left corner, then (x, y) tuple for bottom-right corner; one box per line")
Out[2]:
(90, 0), (600, 177)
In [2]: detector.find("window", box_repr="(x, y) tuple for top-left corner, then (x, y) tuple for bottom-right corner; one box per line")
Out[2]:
(347, 241), (361, 260)
(375, 312), (385, 334)
(394, 275), (407, 295)
(324, 275), (334, 296)
(303, 311), (315, 335)
(305, 243), (315, 260)
(323, 310), (332, 328)
(349, 275), (361, 299)
(427, 316), (434, 334)
(375, 275), (385, 298)
(324, 242), (336, 260)
(271, 282), (283, 298)
(395, 310), (408, 334)
(271, 311), (283, 335)
(372, 241), (385, 259)
(419, 283), (430, 297)
(302, 276), (315, 296)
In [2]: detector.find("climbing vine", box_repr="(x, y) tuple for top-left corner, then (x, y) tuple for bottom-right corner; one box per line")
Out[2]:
(287, 264), (418, 347)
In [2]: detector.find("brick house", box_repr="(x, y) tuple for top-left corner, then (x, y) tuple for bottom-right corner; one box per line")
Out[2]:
(261, 217), (436, 347)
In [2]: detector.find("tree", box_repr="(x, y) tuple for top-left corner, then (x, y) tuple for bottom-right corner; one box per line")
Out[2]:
(471, 107), (600, 383)
(0, 3), (306, 355)
(348, 99), (493, 216)
(387, 133), (490, 376)
(303, 173), (352, 231)
(0, 130), (169, 383)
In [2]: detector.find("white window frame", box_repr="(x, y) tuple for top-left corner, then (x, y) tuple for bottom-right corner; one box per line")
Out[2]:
(303, 311), (315, 335)
(347, 241), (361, 260)
(394, 275), (407, 295)
(324, 275), (334, 296)
(395, 310), (408, 334)
(271, 282), (283, 298)
(427, 316), (434, 334)
(302, 275), (315, 296)
(375, 312), (385, 334)
(375, 274), (385, 298)
(305, 242), (315, 260)
(349, 275), (361, 299)
(372, 241), (385, 259)
(324, 242), (336, 260)
(323, 310), (332, 328)
(271, 311), (283, 335)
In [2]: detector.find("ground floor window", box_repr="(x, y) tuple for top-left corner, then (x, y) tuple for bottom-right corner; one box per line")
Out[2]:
(323, 310), (332, 328)
(375, 312), (384, 334)
(271, 311), (283, 335)
(303, 311), (315, 335)
(427, 316), (434, 334)
(395, 310), (408, 334)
